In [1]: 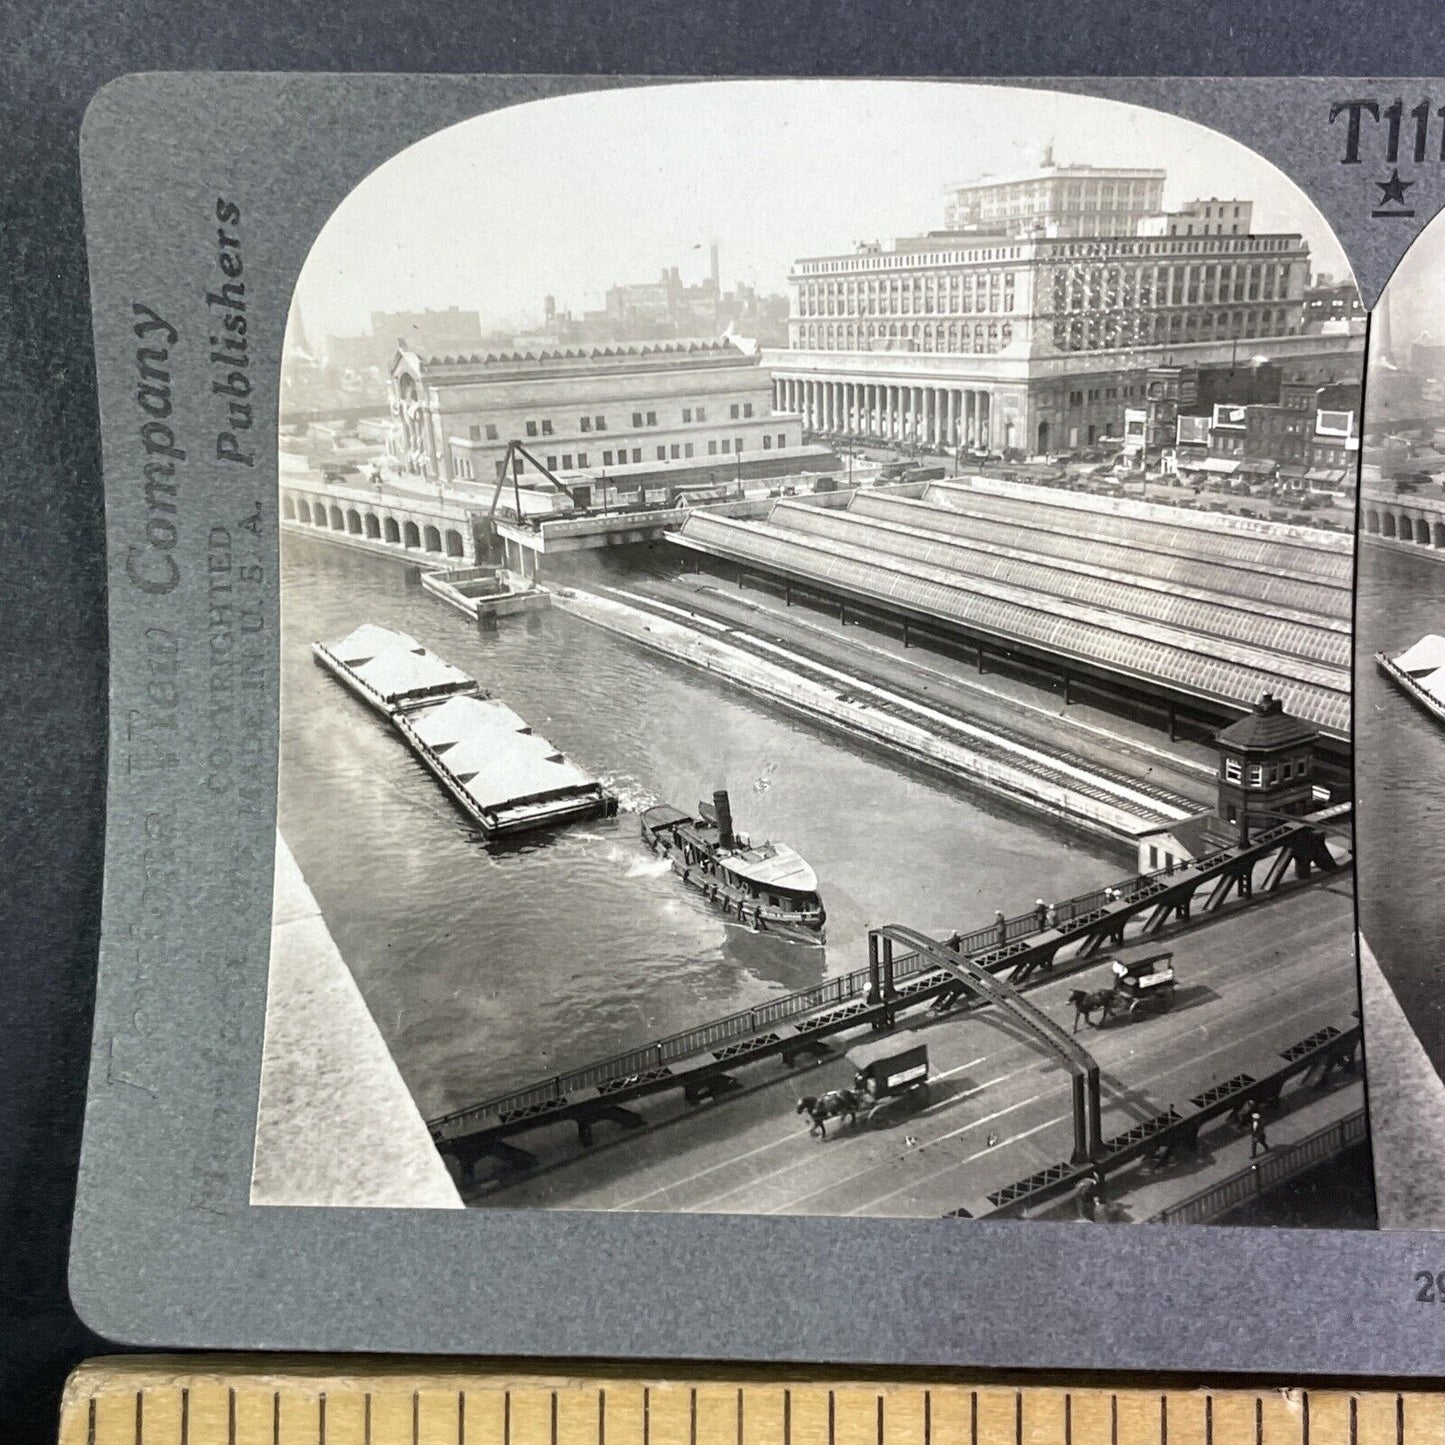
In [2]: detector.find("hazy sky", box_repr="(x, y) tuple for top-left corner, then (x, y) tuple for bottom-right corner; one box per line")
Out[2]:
(295, 80), (1354, 344)
(1379, 204), (1445, 341)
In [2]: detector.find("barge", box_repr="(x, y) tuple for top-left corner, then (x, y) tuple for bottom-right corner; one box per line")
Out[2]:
(1375, 634), (1445, 725)
(640, 789), (826, 942)
(421, 563), (551, 623)
(311, 623), (480, 714)
(313, 624), (616, 838)
(395, 694), (617, 837)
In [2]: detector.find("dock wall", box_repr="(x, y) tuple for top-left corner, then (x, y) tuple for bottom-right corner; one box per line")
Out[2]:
(554, 587), (1168, 845)
(252, 835), (462, 1209)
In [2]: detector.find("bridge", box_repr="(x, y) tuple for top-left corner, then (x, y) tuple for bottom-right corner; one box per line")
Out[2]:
(428, 816), (1342, 1183)
(1361, 480), (1445, 553)
(870, 925), (1102, 1164)
(281, 469), (480, 564)
(475, 870), (1360, 1218)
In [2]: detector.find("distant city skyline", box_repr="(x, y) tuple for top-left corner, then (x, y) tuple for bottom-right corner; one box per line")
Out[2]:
(295, 81), (1353, 348)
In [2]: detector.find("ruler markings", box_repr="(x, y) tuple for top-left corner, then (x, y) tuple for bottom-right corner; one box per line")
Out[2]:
(59, 1371), (1445, 1445)
(1021, 1387), (1066, 1445)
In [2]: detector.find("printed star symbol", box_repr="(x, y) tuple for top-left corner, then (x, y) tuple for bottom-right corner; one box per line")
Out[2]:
(1376, 168), (1415, 207)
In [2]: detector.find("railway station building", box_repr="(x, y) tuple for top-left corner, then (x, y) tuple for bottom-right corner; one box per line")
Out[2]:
(765, 159), (1364, 457)
(387, 337), (803, 487)
(666, 476), (1353, 788)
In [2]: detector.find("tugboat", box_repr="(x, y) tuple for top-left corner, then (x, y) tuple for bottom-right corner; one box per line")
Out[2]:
(640, 790), (826, 942)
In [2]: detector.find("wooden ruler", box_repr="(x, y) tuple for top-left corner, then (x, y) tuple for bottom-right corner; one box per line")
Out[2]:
(58, 1358), (1445, 1445)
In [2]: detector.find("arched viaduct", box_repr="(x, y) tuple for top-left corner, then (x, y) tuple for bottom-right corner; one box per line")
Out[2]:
(1360, 490), (1445, 552)
(280, 478), (475, 563)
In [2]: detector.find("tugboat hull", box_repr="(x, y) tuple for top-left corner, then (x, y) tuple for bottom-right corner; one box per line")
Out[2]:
(641, 799), (826, 944)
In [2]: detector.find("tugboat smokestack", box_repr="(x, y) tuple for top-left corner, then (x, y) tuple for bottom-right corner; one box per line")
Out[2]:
(713, 789), (734, 849)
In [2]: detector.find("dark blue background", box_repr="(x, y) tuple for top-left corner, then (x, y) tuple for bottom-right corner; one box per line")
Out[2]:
(1, 6), (1439, 1441)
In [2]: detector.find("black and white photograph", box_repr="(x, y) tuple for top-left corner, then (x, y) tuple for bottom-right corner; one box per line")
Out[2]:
(249, 80), (1369, 1225)
(1354, 208), (1445, 1230)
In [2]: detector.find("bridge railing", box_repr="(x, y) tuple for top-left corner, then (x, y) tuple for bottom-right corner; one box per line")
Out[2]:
(429, 821), (1311, 1137)
(1148, 1110), (1368, 1226)
(430, 944), (947, 1135)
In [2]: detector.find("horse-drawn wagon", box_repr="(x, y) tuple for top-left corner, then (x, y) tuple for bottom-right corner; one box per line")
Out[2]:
(848, 1039), (931, 1124)
(795, 1040), (931, 1139)
(1068, 952), (1176, 1030)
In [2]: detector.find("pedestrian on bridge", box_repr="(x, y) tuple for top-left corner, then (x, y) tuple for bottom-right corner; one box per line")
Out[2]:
(1248, 1104), (1270, 1158)
(1034, 899), (1049, 931)
(994, 911), (1007, 947)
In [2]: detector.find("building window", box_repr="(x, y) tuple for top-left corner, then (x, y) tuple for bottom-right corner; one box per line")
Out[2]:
(632, 448), (642, 463)
(743, 402), (754, 417)
(595, 415), (606, 430)
(469, 424), (482, 440)
(603, 451), (613, 466)
(647, 410), (657, 426)
(722, 439), (731, 453)
(1247, 765), (1263, 786)
(580, 417), (592, 432)
(682, 408), (693, 423)
(1148, 846), (1158, 869)
(684, 443), (694, 458)
(547, 456), (558, 470)
(763, 435), (772, 449)
(670, 444), (680, 459)
(562, 454), (573, 470)
(730, 404), (740, 419)
(735, 437), (744, 452)
(526, 420), (538, 437)
(485, 424), (498, 440)
(542, 420), (553, 436)
(633, 412), (643, 427)
(578, 452), (588, 467)
(777, 433), (786, 448)
(696, 406), (707, 422)
(708, 440), (718, 455)
(656, 446), (666, 461)
(1224, 759), (1242, 783)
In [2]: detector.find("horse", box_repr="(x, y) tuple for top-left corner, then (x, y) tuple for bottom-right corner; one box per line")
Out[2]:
(796, 1088), (859, 1139)
(1069, 987), (1115, 1032)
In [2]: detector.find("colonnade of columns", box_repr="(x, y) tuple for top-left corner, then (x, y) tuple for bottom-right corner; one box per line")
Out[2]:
(772, 375), (993, 450)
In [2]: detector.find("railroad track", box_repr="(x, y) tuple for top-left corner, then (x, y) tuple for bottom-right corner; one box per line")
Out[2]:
(602, 583), (1201, 818)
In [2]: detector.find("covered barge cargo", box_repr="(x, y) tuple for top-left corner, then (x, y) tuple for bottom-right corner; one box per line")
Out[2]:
(313, 624), (616, 838)
(395, 694), (617, 836)
(311, 623), (479, 715)
(1376, 633), (1445, 725)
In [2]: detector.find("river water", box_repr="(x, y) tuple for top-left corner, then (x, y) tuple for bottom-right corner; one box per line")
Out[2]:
(1356, 540), (1445, 1078)
(278, 534), (1128, 1118)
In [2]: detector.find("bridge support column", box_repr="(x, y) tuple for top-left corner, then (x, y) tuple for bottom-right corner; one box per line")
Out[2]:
(867, 933), (897, 1005)
(1070, 1078), (1089, 1165)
